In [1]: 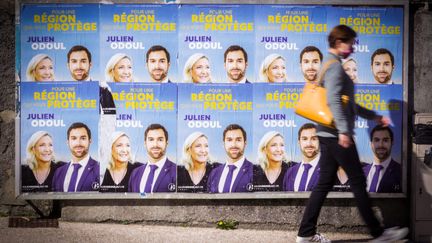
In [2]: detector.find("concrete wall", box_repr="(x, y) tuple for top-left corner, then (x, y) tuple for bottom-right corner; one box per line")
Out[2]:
(0, 1), (430, 231)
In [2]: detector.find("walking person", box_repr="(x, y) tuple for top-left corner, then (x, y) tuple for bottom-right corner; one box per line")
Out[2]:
(295, 25), (408, 243)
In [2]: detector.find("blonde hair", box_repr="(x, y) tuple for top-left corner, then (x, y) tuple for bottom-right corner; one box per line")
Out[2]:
(105, 53), (133, 82)
(183, 53), (210, 83)
(25, 131), (55, 170)
(25, 54), (54, 81)
(257, 131), (288, 171)
(258, 53), (285, 82)
(180, 131), (213, 171)
(108, 131), (133, 170)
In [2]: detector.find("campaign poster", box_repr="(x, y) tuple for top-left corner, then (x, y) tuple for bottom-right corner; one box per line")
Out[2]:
(334, 84), (403, 193)
(252, 83), (314, 192)
(178, 5), (255, 84)
(99, 4), (178, 83)
(20, 4), (100, 82)
(100, 83), (177, 193)
(327, 6), (403, 84)
(177, 84), (253, 193)
(255, 5), (328, 83)
(20, 82), (99, 193)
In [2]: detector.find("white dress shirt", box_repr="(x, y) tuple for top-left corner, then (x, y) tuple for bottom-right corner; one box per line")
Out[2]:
(294, 154), (320, 192)
(218, 156), (245, 193)
(366, 157), (391, 191)
(139, 156), (167, 193)
(63, 154), (90, 192)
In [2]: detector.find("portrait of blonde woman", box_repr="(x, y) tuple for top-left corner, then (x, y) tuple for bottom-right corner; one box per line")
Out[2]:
(259, 54), (286, 83)
(253, 131), (291, 191)
(177, 132), (220, 192)
(342, 57), (359, 83)
(183, 53), (212, 83)
(105, 53), (133, 82)
(25, 54), (55, 81)
(21, 131), (65, 192)
(100, 131), (141, 192)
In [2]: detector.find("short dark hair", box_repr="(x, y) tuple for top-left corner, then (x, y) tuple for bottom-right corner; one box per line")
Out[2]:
(146, 45), (170, 63)
(370, 125), (394, 142)
(328, 25), (357, 48)
(299, 46), (323, 63)
(298, 123), (317, 140)
(224, 45), (248, 63)
(67, 45), (91, 63)
(144, 123), (168, 141)
(67, 122), (91, 140)
(371, 48), (394, 66)
(223, 124), (247, 142)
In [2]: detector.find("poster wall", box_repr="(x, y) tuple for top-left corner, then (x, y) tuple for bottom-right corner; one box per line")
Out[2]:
(18, 3), (405, 196)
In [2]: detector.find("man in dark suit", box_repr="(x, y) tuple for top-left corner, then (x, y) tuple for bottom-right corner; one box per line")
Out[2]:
(146, 45), (172, 83)
(364, 125), (401, 193)
(52, 122), (100, 192)
(129, 124), (176, 193)
(224, 45), (250, 84)
(283, 123), (321, 191)
(207, 124), (253, 193)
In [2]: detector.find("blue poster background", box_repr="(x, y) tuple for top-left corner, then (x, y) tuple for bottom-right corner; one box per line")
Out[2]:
(20, 82), (99, 164)
(99, 4), (178, 83)
(255, 5), (328, 83)
(178, 5), (255, 83)
(326, 7), (403, 84)
(20, 4), (100, 81)
(177, 84), (253, 165)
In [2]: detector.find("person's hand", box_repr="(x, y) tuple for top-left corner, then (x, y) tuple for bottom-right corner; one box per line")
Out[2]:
(374, 115), (392, 127)
(338, 133), (352, 148)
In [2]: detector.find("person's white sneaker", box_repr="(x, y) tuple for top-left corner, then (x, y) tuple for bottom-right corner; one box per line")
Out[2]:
(370, 227), (409, 243)
(296, 233), (331, 243)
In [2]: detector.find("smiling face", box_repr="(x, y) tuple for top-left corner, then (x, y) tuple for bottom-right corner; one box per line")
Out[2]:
(112, 57), (132, 82)
(301, 51), (321, 82)
(68, 51), (91, 81)
(264, 135), (285, 164)
(372, 53), (394, 84)
(189, 136), (209, 164)
(223, 129), (246, 163)
(298, 128), (319, 162)
(371, 130), (393, 162)
(112, 135), (131, 164)
(147, 50), (170, 82)
(34, 58), (54, 81)
(67, 127), (91, 162)
(145, 129), (168, 163)
(33, 135), (54, 164)
(225, 50), (247, 83)
(267, 58), (286, 83)
(343, 59), (358, 82)
(191, 57), (211, 83)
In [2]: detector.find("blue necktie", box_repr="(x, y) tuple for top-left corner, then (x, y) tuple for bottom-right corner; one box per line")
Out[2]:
(298, 164), (312, 191)
(67, 163), (82, 192)
(144, 164), (158, 193)
(369, 165), (383, 192)
(222, 165), (237, 193)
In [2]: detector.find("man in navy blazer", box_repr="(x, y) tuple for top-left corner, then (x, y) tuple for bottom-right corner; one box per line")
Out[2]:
(129, 124), (176, 193)
(146, 45), (172, 83)
(224, 45), (250, 84)
(364, 125), (402, 193)
(283, 123), (321, 191)
(52, 122), (100, 192)
(207, 124), (253, 193)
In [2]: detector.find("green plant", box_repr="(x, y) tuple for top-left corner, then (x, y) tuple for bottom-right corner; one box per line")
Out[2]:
(216, 219), (239, 230)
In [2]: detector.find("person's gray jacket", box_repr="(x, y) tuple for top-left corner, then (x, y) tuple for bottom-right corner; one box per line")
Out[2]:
(317, 53), (377, 138)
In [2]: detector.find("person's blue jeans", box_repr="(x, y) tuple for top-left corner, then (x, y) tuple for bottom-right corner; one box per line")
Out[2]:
(298, 136), (384, 238)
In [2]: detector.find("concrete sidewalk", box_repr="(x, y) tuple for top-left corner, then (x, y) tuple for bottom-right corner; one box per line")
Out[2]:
(0, 217), (390, 243)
